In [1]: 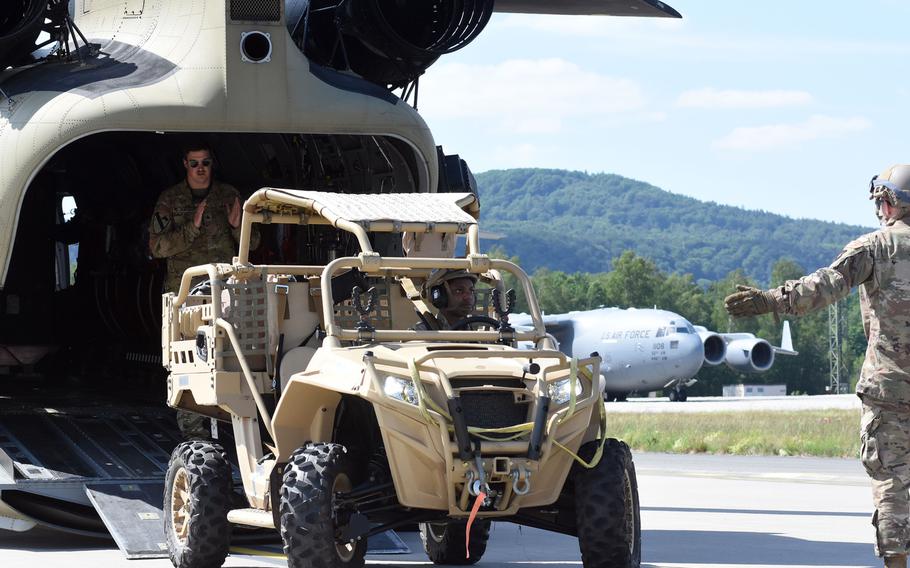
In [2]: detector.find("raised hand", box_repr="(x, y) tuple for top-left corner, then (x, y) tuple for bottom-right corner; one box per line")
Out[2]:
(193, 199), (207, 228)
(226, 197), (241, 229)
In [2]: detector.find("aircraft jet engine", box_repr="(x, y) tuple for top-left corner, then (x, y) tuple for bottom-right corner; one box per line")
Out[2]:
(724, 337), (775, 373)
(696, 328), (727, 366)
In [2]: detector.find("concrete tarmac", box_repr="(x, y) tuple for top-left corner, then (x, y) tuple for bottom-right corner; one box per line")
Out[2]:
(0, 450), (879, 568)
(607, 393), (861, 414)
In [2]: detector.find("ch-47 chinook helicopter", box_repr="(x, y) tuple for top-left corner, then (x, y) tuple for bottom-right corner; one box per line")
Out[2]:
(0, 0), (680, 559)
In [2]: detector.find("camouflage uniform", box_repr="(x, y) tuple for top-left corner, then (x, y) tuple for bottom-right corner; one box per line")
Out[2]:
(757, 217), (910, 557)
(150, 180), (259, 439)
(149, 180), (259, 293)
(175, 410), (211, 441)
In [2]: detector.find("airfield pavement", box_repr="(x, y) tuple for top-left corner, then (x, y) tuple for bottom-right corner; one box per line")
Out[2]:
(0, 394), (878, 568)
(0, 445), (879, 568)
(606, 393), (861, 413)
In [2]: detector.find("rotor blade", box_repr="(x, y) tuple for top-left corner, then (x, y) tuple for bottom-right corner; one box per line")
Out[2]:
(493, 0), (682, 18)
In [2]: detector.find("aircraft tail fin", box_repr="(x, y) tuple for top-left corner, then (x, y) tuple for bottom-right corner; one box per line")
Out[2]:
(774, 320), (798, 356)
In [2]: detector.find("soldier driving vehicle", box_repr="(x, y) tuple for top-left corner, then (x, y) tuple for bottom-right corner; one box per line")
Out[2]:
(0, 0), (679, 561)
(416, 269), (479, 330)
(725, 165), (910, 568)
(162, 190), (640, 568)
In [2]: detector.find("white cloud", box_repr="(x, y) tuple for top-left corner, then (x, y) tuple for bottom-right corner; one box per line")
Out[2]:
(420, 58), (647, 134)
(676, 88), (813, 109)
(713, 115), (871, 151)
(494, 13), (683, 38)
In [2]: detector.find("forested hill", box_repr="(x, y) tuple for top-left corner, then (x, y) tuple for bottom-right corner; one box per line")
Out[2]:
(475, 169), (870, 283)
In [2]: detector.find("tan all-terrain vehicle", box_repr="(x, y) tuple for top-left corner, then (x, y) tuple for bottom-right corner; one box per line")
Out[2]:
(161, 190), (640, 568)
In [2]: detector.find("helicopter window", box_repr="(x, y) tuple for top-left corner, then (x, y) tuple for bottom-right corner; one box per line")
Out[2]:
(54, 194), (79, 290)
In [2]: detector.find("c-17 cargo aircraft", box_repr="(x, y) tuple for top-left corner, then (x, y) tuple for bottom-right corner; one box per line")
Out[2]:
(513, 307), (797, 401)
(0, 0), (681, 561)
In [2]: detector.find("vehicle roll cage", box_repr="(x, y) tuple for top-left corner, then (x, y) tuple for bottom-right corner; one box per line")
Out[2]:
(168, 189), (552, 348)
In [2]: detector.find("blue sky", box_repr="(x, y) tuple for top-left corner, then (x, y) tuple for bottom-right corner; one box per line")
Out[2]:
(418, 1), (910, 228)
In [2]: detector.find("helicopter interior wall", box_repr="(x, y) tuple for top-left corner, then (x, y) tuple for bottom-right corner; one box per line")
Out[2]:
(0, 130), (420, 396)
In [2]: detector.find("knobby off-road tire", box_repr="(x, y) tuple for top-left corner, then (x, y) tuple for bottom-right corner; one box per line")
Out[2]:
(280, 442), (367, 568)
(574, 438), (641, 568)
(164, 441), (232, 568)
(419, 518), (491, 565)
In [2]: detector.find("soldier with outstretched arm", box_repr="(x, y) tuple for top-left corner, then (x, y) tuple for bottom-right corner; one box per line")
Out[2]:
(724, 165), (910, 568)
(149, 143), (259, 439)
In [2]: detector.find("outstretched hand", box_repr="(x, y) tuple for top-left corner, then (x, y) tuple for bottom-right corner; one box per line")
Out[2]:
(226, 197), (241, 229)
(724, 285), (776, 318)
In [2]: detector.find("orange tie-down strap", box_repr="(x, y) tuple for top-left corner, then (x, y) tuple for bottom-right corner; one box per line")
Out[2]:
(465, 491), (487, 559)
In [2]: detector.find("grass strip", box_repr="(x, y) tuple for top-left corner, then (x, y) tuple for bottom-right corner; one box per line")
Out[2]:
(606, 409), (861, 458)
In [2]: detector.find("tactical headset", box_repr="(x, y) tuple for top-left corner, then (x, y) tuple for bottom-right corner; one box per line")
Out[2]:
(429, 282), (449, 309)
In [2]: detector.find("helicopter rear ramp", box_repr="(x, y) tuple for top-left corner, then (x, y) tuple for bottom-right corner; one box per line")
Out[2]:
(0, 404), (183, 558)
(0, 403), (410, 559)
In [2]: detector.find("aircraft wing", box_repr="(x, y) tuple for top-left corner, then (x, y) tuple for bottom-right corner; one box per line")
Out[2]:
(494, 0), (682, 18)
(510, 312), (577, 326)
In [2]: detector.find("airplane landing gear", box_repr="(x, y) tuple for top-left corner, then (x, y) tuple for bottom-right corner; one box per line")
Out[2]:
(667, 386), (688, 402)
(604, 392), (628, 402)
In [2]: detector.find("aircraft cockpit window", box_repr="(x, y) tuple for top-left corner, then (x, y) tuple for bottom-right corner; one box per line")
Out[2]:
(655, 327), (665, 338)
(54, 194), (79, 290)
(62, 196), (76, 222)
(687, 323), (696, 333)
(676, 326), (689, 334)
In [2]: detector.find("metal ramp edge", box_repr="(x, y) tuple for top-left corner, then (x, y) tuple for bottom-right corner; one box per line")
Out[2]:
(85, 481), (169, 559)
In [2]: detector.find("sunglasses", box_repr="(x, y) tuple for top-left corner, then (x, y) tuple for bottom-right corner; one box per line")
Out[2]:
(187, 158), (212, 168)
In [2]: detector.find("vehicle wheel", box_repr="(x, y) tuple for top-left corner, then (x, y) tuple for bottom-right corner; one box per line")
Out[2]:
(280, 443), (367, 568)
(573, 439), (641, 568)
(164, 441), (232, 568)
(420, 519), (490, 565)
(677, 388), (688, 402)
(667, 389), (678, 402)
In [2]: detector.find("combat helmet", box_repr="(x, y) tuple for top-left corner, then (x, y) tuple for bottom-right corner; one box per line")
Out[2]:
(870, 165), (910, 221)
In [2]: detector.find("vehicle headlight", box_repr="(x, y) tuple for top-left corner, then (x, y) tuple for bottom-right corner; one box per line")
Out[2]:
(548, 378), (583, 405)
(383, 376), (418, 405)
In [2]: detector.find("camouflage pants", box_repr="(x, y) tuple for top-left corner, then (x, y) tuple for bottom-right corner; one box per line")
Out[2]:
(862, 403), (910, 556)
(176, 409), (211, 440)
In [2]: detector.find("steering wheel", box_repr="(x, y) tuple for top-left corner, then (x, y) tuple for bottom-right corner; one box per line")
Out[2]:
(449, 315), (502, 331)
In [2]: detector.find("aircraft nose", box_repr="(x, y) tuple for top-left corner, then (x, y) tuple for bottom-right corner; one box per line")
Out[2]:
(673, 334), (704, 376)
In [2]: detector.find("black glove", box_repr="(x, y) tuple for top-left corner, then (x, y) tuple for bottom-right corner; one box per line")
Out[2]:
(724, 285), (776, 318)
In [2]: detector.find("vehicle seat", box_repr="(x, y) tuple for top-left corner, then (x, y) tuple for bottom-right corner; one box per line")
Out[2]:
(279, 346), (317, 390)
